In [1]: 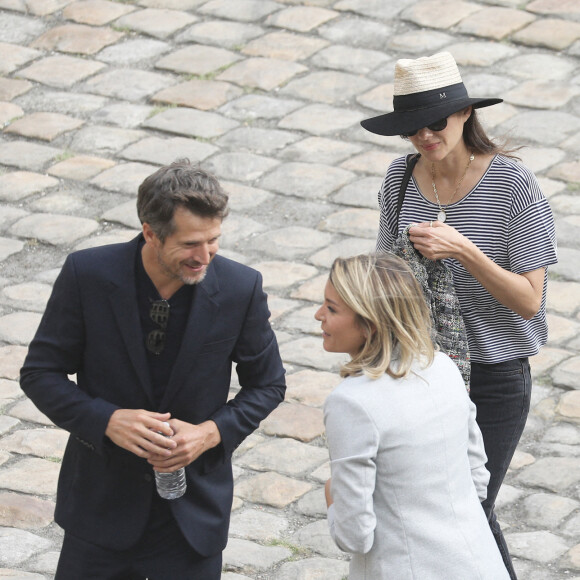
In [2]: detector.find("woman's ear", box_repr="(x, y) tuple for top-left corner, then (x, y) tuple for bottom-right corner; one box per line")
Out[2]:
(363, 321), (377, 338)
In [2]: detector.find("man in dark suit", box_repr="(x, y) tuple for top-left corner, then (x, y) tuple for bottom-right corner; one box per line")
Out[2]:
(20, 160), (286, 579)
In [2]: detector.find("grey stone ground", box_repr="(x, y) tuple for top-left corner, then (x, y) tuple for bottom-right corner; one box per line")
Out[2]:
(0, 0), (579, 578)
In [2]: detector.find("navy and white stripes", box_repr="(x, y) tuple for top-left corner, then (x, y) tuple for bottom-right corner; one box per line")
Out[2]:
(377, 154), (557, 364)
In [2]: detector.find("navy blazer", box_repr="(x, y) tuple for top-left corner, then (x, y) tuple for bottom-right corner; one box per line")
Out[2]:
(20, 235), (286, 555)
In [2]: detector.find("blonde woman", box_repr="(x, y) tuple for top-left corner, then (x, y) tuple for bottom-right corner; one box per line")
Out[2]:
(316, 253), (509, 580)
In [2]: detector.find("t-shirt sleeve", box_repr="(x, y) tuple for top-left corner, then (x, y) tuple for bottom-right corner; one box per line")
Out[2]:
(507, 167), (557, 274)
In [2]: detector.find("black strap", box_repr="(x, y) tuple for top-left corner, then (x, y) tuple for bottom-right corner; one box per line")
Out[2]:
(396, 153), (420, 230)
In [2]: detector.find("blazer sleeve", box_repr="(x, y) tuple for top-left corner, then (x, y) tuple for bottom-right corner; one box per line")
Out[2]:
(208, 270), (285, 460)
(467, 396), (490, 502)
(324, 386), (378, 554)
(19, 254), (119, 454)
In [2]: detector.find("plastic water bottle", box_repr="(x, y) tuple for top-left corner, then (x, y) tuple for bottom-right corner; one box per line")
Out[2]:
(155, 422), (187, 500)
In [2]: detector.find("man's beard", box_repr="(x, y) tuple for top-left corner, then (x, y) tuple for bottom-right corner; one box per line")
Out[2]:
(157, 252), (207, 286)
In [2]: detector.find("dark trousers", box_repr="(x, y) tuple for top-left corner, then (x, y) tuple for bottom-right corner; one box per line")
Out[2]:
(470, 357), (531, 580)
(55, 493), (222, 580)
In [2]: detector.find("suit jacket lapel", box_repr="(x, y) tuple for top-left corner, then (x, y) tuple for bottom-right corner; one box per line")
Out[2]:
(107, 235), (156, 407)
(160, 262), (220, 410)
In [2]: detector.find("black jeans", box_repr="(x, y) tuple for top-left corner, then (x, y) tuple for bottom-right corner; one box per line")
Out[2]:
(470, 357), (531, 580)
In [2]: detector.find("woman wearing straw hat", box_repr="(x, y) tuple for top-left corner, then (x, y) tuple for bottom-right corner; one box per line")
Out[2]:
(361, 52), (557, 579)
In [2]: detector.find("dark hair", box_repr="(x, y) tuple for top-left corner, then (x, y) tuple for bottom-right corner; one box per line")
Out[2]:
(137, 159), (229, 242)
(401, 108), (521, 160)
(463, 109), (520, 159)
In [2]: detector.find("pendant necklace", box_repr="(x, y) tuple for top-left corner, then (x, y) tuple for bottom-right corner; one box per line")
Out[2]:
(431, 152), (475, 223)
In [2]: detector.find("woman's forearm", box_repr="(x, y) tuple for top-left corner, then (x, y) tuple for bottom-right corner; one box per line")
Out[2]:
(455, 236), (545, 320)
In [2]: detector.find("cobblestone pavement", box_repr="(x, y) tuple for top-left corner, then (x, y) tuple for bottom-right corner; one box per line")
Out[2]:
(0, 0), (579, 578)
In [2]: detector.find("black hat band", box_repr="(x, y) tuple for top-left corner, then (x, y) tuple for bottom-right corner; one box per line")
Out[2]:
(393, 83), (468, 113)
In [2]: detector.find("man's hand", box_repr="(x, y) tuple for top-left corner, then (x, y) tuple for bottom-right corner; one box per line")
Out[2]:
(148, 419), (222, 473)
(105, 409), (176, 459)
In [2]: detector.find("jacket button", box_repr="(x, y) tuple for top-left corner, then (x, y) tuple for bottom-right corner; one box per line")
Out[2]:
(144, 473), (153, 482)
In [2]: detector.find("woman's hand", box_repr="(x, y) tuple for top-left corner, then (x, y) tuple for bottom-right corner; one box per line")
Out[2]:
(408, 221), (544, 319)
(408, 220), (466, 261)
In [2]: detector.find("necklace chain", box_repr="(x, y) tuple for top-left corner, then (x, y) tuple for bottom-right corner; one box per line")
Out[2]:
(431, 152), (475, 222)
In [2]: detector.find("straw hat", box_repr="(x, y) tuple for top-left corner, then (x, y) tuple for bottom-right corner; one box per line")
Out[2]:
(361, 52), (502, 137)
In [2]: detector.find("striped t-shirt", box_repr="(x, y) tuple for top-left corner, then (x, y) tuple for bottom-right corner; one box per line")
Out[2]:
(377, 154), (558, 364)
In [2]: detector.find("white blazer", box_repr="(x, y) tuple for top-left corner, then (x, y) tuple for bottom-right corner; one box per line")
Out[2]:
(324, 352), (510, 580)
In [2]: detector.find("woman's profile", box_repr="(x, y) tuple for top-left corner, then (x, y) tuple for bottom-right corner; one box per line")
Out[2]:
(317, 252), (509, 580)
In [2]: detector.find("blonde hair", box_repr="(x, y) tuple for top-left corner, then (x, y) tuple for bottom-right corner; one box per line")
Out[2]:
(329, 253), (435, 379)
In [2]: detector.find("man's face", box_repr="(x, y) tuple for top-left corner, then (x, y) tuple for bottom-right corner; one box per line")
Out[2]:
(145, 207), (222, 286)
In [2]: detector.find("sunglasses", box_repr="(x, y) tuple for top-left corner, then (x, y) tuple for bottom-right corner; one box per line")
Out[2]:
(402, 117), (448, 138)
(146, 299), (170, 355)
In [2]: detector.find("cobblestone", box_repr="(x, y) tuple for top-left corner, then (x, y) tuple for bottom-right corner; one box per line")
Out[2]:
(97, 38), (171, 66)
(5, 113), (84, 142)
(155, 44), (242, 75)
(30, 23), (123, 55)
(152, 79), (243, 111)
(9, 214), (99, 246)
(501, 53), (578, 80)
(0, 528), (52, 568)
(47, 155), (115, 181)
(0, 42), (42, 74)
(0, 141), (61, 171)
(506, 531), (570, 564)
(15, 90), (107, 116)
(62, 0), (136, 25)
(217, 57), (307, 92)
(0, 237), (27, 262)
(0, 283), (52, 313)
(258, 162), (354, 199)
(229, 509), (289, 542)
(0, 1), (579, 578)
(402, 0), (483, 29)
(265, 6), (338, 32)
(17, 55), (105, 89)
(260, 402), (324, 442)
(457, 7), (536, 40)
(0, 12), (46, 44)
(90, 161), (158, 195)
(142, 107), (239, 139)
(0, 172), (58, 203)
(177, 20), (263, 48)
(223, 538), (292, 575)
(512, 18), (580, 50)
(82, 68), (174, 102)
(242, 31), (328, 61)
(234, 472), (312, 509)
(275, 557), (349, 579)
(114, 8), (197, 39)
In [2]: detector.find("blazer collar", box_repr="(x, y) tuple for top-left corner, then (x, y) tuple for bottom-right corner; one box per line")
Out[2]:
(107, 235), (155, 405)
(106, 235), (223, 409)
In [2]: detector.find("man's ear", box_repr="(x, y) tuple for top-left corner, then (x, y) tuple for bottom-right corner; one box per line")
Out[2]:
(142, 222), (156, 244)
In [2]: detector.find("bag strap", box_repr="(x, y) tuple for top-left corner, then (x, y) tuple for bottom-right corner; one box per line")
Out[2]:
(396, 153), (420, 230)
